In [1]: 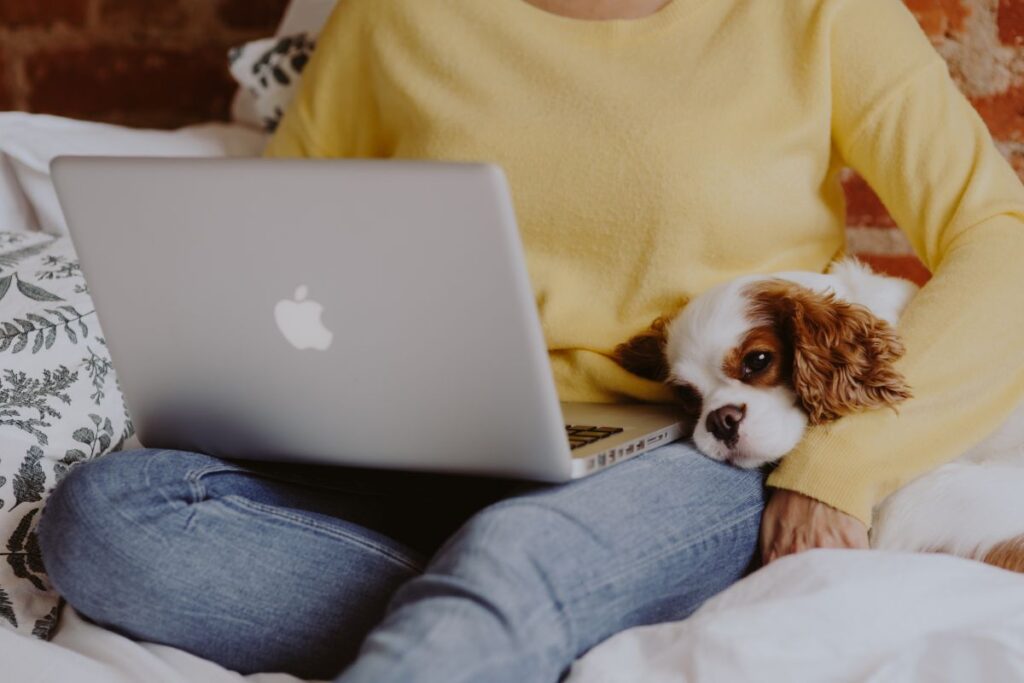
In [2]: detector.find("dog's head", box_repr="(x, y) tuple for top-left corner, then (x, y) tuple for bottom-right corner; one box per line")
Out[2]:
(619, 276), (912, 469)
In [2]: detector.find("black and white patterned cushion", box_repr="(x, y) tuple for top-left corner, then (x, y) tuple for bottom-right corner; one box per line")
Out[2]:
(228, 32), (318, 133)
(0, 232), (133, 639)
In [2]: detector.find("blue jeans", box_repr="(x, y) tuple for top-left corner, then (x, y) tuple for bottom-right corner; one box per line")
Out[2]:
(37, 443), (765, 682)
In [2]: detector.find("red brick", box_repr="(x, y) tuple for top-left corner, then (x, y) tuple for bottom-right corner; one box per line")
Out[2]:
(971, 85), (1024, 142)
(1005, 147), (1024, 179)
(216, 0), (289, 31)
(999, 0), (1024, 46)
(856, 254), (932, 286)
(25, 45), (237, 128)
(98, 0), (186, 29)
(842, 174), (897, 228)
(0, 0), (89, 28)
(904, 0), (971, 36)
(0, 49), (10, 110)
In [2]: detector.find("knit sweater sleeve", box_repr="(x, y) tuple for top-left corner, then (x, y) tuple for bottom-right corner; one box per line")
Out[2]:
(767, 0), (1024, 525)
(263, 0), (382, 159)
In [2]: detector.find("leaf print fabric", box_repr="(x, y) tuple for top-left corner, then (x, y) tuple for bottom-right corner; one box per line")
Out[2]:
(0, 232), (133, 640)
(15, 278), (63, 303)
(11, 448), (45, 510)
(0, 587), (16, 628)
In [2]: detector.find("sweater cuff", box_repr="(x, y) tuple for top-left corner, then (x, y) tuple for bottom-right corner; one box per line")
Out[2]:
(765, 427), (883, 527)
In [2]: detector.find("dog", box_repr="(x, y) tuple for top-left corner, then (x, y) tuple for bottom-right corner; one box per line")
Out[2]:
(615, 258), (1024, 570)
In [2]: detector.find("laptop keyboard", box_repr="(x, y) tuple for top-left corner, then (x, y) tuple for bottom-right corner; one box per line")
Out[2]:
(565, 425), (624, 450)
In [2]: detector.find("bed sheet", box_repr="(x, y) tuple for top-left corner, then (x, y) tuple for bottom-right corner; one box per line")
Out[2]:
(4, 609), (323, 683)
(0, 112), (267, 235)
(568, 549), (1024, 683)
(5, 550), (1024, 682)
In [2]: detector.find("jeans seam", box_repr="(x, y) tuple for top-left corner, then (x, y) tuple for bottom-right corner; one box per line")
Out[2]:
(218, 494), (423, 574)
(179, 460), (252, 532)
(517, 568), (576, 668)
(473, 500), (593, 657)
(183, 461), (244, 502)
(512, 589), (600, 682)
(175, 456), (425, 573)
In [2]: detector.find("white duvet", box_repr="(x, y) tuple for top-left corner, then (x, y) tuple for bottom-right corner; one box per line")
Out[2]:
(3, 113), (1023, 682)
(4, 550), (1024, 683)
(568, 550), (1024, 683)
(0, 112), (267, 235)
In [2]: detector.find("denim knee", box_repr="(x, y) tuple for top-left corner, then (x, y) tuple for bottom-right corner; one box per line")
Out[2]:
(39, 452), (133, 615)
(414, 499), (578, 648)
(37, 450), (190, 624)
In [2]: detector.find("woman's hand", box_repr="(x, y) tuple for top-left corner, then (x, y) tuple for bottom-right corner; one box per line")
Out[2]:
(759, 489), (869, 564)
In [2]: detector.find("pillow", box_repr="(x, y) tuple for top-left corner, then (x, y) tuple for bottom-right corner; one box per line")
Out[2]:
(230, 0), (337, 129)
(0, 231), (133, 640)
(0, 154), (38, 233)
(228, 32), (318, 133)
(0, 113), (267, 236)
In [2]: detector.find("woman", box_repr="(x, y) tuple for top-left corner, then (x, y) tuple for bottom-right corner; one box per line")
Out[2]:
(37, 0), (1024, 681)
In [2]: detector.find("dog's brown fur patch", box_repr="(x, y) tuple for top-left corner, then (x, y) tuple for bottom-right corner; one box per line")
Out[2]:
(746, 280), (912, 424)
(612, 316), (672, 383)
(613, 314), (702, 424)
(721, 325), (791, 388)
(984, 535), (1024, 573)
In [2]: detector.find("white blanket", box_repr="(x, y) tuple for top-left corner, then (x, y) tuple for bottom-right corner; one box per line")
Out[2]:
(568, 549), (1024, 683)
(5, 550), (1023, 682)
(7, 610), (320, 683)
(0, 113), (267, 235)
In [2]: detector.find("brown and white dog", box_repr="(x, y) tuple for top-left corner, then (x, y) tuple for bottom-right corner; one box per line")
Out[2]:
(616, 258), (1024, 570)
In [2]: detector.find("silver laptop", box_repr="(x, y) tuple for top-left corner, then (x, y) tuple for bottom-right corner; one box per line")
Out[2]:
(51, 158), (685, 481)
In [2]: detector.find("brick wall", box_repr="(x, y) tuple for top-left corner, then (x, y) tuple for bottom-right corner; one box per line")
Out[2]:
(1, 0), (1021, 284)
(0, 0), (288, 128)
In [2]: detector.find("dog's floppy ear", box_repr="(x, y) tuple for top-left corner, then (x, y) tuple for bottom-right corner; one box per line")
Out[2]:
(749, 280), (912, 424)
(613, 316), (672, 382)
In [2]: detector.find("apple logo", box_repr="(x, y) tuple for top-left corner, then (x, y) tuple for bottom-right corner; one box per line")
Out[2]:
(274, 286), (334, 351)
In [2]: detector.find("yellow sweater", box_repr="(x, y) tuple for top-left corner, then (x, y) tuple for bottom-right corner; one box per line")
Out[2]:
(266, 0), (1024, 525)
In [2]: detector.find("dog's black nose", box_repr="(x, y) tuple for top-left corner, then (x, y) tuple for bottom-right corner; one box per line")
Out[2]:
(706, 404), (746, 443)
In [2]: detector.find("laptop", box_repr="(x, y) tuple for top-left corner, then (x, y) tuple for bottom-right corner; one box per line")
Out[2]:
(51, 158), (685, 481)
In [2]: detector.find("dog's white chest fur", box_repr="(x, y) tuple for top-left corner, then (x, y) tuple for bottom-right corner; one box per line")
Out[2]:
(871, 402), (1024, 556)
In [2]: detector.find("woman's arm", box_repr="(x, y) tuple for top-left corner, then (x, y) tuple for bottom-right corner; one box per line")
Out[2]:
(264, 0), (383, 158)
(767, 0), (1024, 531)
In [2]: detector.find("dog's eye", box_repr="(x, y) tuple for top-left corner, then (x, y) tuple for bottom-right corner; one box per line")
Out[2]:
(742, 351), (773, 377)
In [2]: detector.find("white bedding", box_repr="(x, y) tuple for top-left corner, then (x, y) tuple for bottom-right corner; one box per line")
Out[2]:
(569, 550), (1024, 683)
(7, 609), (320, 683)
(0, 112), (266, 235)
(4, 550), (1023, 682)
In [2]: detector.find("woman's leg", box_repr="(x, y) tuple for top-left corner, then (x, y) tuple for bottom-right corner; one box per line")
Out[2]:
(37, 449), (512, 679)
(338, 441), (765, 683)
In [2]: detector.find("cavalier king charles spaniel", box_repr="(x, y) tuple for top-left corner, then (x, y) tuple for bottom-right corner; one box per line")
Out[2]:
(616, 258), (1024, 570)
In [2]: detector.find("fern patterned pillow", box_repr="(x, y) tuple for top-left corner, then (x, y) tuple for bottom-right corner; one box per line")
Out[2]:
(0, 232), (133, 639)
(228, 32), (317, 133)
